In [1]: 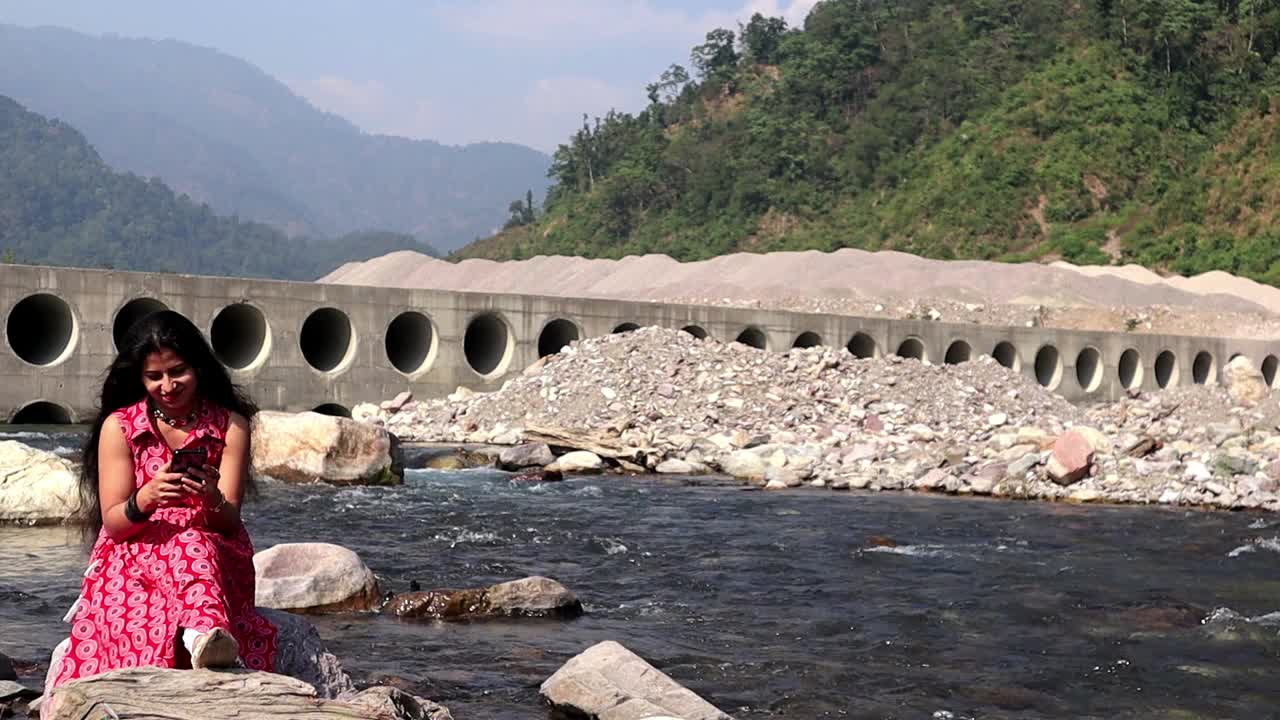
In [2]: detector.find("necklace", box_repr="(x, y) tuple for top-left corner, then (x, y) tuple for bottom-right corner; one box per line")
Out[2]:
(151, 403), (199, 429)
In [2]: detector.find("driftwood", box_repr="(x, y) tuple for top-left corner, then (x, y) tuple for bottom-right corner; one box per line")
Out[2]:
(522, 423), (650, 461)
(48, 668), (388, 720)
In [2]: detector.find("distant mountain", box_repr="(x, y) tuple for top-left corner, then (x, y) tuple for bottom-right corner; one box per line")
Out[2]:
(0, 93), (431, 278)
(0, 24), (551, 251)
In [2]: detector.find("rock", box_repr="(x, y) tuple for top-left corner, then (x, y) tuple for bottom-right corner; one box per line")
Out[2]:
(260, 607), (357, 698)
(380, 391), (414, 413)
(351, 402), (381, 424)
(254, 543), (381, 613)
(512, 468), (564, 482)
(252, 411), (403, 485)
(1047, 430), (1095, 485)
(448, 386), (475, 402)
(764, 479), (789, 490)
(540, 641), (733, 720)
(547, 450), (604, 474)
(498, 443), (555, 470)
(1007, 453), (1041, 479)
(386, 576), (583, 620)
(486, 576), (584, 618)
(343, 686), (453, 720)
(988, 412), (1008, 428)
(424, 455), (467, 471)
(1184, 462), (1212, 483)
(43, 608), (356, 711)
(0, 651), (14, 681)
(720, 451), (766, 481)
(0, 441), (81, 525)
(915, 468), (951, 490)
(655, 459), (696, 474)
(42, 667), (426, 720)
(1224, 356), (1270, 405)
(764, 466), (806, 488)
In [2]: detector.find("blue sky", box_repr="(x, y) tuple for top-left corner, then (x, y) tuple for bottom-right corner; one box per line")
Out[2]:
(0, 0), (818, 152)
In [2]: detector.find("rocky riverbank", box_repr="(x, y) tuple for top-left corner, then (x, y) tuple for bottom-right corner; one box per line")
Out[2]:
(357, 327), (1280, 512)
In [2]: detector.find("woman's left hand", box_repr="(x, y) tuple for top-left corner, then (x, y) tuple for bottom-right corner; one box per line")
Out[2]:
(181, 464), (224, 507)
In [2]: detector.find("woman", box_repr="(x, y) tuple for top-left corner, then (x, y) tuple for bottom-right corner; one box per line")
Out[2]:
(53, 310), (276, 685)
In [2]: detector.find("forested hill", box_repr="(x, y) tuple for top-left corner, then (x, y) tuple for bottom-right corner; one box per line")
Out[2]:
(0, 24), (550, 252)
(0, 95), (432, 279)
(459, 0), (1280, 286)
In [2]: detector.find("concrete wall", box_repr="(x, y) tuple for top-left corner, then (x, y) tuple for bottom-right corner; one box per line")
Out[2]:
(2, 263), (1277, 422)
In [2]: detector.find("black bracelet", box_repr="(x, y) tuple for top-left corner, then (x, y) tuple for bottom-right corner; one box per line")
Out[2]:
(124, 490), (151, 524)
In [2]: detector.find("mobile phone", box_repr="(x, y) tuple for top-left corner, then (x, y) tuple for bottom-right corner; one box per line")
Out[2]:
(172, 447), (208, 474)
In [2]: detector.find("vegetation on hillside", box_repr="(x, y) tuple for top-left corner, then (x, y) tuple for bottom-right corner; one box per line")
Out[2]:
(459, 0), (1280, 285)
(0, 24), (550, 251)
(0, 95), (432, 279)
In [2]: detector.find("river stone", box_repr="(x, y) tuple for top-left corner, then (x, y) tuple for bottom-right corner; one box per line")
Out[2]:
(540, 640), (732, 720)
(1047, 430), (1094, 485)
(720, 450), (766, 480)
(655, 458), (696, 474)
(487, 576), (583, 618)
(42, 608), (355, 713)
(0, 441), (81, 525)
(252, 411), (403, 485)
(547, 451), (604, 474)
(342, 686), (452, 720)
(386, 576), (583, 620)
(1224, 356), (1270, 405)
(254, 542), (381, 613)
(498, 443), (555, 470)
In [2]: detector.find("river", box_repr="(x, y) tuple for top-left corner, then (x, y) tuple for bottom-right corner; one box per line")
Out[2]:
(1, 428), (1278, 718)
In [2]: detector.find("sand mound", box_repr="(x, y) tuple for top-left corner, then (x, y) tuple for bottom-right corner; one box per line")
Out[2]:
(322, 249), (1279, 337)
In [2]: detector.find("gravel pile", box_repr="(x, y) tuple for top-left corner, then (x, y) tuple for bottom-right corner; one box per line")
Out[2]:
(359, 328), (1280, 512)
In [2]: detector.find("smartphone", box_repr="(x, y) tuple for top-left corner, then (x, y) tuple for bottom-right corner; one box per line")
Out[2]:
(171, 447), (208, 474)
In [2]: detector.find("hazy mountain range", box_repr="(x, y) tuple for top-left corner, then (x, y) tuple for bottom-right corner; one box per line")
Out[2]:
(0, 23), (552, 251)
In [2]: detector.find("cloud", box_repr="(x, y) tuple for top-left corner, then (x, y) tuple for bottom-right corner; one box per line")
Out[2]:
(434, 0), (821, 49)
(294, 75), (392, 118)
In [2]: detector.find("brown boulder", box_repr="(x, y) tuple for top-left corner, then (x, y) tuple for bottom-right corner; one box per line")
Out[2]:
(252, 411), (402, 485)
(1047, 430), (1095, 486)
(386, 576), (582, 620)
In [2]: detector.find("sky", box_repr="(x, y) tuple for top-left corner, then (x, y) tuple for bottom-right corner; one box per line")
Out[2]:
(0, 0), (819, 153)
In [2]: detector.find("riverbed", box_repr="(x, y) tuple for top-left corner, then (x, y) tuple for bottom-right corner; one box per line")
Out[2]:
(2, 433), (1279, 718)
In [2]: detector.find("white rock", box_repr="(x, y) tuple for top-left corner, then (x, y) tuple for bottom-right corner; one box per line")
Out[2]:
(987, 413), (1008, 428)
(254, 543), (381, 613)
(540, 641), (732, 720)
(547, 451), (604, 474)
(720, 451), (766, 480)
(252, 411), (401, 485)
(1184, 462), (1212, 482)
(0, 441), (81, 525)
(655, 459), (696, 474)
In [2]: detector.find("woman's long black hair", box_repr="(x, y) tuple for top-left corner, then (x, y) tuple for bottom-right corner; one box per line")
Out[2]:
(78, 310), (258, 543)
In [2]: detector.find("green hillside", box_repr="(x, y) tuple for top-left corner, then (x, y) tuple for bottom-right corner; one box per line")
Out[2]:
(0, 94), (431, 279)
(457, 0), (1280, 285)
(0, 24), (550, 251)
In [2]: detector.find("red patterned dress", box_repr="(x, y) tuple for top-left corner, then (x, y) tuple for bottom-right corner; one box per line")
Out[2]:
(53, 398), (276, 685)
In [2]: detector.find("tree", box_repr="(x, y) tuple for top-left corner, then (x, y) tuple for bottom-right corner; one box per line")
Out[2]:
(504, 189), (537, 229)
(740, 13), (788, 65)
(691, 28), (740, 84)
(646, 64), (691, 105)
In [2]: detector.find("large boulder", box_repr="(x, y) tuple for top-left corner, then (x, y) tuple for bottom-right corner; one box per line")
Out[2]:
(1224, 356), (1270, 406)
(43, 607), (355, 716)
(498, 443), (555, 470)
(42, 667), (449, 720)
(540, 641), (733, 720)
(0, 441), (81, 525)
(386, 575), (583, 620)
(252, 411), (402, 485)
(547, 451), (604, 474)
(1047, 430), (1095, 486)
(254, 543), (381, 613)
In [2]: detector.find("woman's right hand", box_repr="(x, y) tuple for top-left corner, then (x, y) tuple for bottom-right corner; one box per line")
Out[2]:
(136, 461), (190, 511)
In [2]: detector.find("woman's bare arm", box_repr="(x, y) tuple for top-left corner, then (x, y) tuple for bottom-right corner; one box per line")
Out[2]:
(98, 415), (144, 541)
(201, 411), (250, 535)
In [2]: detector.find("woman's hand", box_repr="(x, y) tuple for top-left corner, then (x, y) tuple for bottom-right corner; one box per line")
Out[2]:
(136, 461), (190, 512)
(181, 463), (224, 508)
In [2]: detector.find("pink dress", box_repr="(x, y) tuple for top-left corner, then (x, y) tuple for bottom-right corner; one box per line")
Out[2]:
(53, 398), (277, 685)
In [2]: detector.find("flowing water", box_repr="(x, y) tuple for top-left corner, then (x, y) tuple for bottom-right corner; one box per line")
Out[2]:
(2, 428), (1279, 718)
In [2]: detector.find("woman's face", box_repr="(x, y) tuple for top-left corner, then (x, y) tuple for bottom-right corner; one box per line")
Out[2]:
(142, 348), (199, 412)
